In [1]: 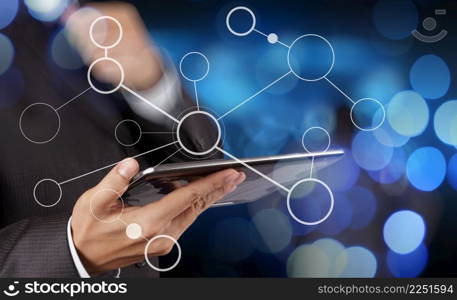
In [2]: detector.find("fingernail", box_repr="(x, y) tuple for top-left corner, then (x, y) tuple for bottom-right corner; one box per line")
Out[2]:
(224, 171), (239, 185)
(234, 172), (246, 185)
(118, 158), (138, 179)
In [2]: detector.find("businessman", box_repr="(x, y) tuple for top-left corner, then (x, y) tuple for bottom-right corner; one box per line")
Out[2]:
(0, 1), (245, 277)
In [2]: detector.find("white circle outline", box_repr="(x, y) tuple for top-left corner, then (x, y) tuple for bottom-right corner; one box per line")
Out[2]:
(350, 98), (386, 131)
(89, 188), (124, 224)
(89, 16), (123, 49)
(179, 52), (210, 82)
(87, 57), (125, 94)
(19, 103), (61, 144)
(114, 119), (142, 147)
(144, 234), (182, 272)
(287, 34), (335, 82)
(226, 6), (256, 36)
(301, 126), (331, 153)
(33, 179), (62, 208)
(286, 178), (334, 226)
(177, 111), (221, 156)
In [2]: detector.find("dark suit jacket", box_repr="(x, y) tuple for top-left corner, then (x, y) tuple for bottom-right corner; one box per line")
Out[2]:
(0, 6), (219, 277)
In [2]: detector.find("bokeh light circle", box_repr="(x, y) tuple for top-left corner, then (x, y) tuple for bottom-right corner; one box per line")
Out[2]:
(25, 0), (69, 22)
(410, 55), (450, 100)
(0, 0), (19, 29)
(387, 244), (428, 277)
(383, 210), (425, 254)
(434, 100), (457, 146)
(287, 244), (330, 277)
(448, 153), (457, 191)
(352, 131), (393, 171)
(334, 246), (377, 277)
(387, 90), (429, 137)
(406, 147), (446, 192)
(0, 33), (14, 76)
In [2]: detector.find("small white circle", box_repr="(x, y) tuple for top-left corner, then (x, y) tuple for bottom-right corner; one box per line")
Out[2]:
(114, 119), (142, 147)
(287, 34), (335, 82)
(144, 234), (182, 272)
(19, 103), (61, 144)
(350, 98), (386, 131)
(33, 179), (62, 208)
(89, 188), (124, 223)
(301, 126), (331, 153)
(177, 111), (221, 156)
(179, 52), (210, 82)
(87, 57), (125, 94)
(267, 33), (278, 44)
(226, 6), (256, 36)
(287, 178), (334, 226)
(89, 16), (123, 49)
(126, 223), (142, 240)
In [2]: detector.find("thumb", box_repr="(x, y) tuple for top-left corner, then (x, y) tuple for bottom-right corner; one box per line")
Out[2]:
(89, 158), (139, 210)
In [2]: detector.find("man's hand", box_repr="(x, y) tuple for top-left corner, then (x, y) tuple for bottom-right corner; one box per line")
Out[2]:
(71, 158), (246, 275)
(65, 2), (162, 91)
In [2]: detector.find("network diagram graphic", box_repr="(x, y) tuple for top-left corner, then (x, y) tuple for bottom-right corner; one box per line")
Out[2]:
(18, 7), (386, 273)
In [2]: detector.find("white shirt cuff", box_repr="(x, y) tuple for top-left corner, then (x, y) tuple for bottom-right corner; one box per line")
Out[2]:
(122, 65), (181, 122)
(67, 216), (91, 278)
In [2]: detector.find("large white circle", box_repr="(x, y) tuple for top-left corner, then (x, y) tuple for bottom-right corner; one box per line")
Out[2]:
(287, 34), (335, 82)
(89, 16), (123, 49)
(177, 111), (221, 156)
(114, 119), (142, 147)
(144, 234), (182, 272)
(301, 126), (331, 153)
(33, 178), (62, 208)
(287, 178), (334, 226)
(179, 52), (210, 82)
(89, 188), (124, 223)
(226, 6), (256, 36)
(19, 103), (61, 144)
(350, 98), (386, 131)
(87, 57), (125, 94)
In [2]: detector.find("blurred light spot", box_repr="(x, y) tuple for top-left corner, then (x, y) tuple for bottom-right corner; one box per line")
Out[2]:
(357, 65), (404, 104)
(410, 55), (450, 100)
(387, 243), (428, 277)
(373, 0), (418, 40)
(448, 154), (457, 191)
(373, 110), (410, 147)
(352, 131), (393, 171)
(387, 90), (429, 137)
(368, 148), (406, 184)
(25, 0), (69, 22)
(287, 244), (330, 277)
(318, 148), (360, 192)
(0, 0), (19, 29)
(252, 208), (292, 253)
(434, 100), (457, 146)
(346, 186), (377, 230)
(318, 193), (352, 236)
(50, 28), (84, 70)
(406, 147), (446, 191)
(383, 210), (425, 254)
(313, 239), (345, 277)
(209, 218), (254, 263)
(335, 246), (377, 277)
(0, 33), (14, 76)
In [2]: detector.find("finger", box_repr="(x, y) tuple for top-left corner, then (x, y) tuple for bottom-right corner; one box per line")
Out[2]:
(150, 169), (246, 221)
(89, 158), (139, 210)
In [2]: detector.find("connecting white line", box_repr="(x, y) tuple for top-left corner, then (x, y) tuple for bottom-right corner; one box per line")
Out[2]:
(193, 81), (200, 111)
(323, 77), (355, 104)
(253, 29), (290, 48)
(309, 156), (315, 178)
(217, 71), (292, 120)
(55, 87), (92, 111)
(121, 84), (180, 124)
(59, 141), (178, 185)
(216, 146), (290, 193)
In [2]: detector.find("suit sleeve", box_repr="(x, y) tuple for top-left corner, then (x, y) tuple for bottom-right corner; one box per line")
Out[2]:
(0, 214), (79, 277)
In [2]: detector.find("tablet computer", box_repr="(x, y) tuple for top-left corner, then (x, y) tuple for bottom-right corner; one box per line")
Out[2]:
(124, 150), (344, 207)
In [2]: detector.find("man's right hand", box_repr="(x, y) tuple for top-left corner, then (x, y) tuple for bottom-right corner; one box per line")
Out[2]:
(70, 158), (245, 275)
